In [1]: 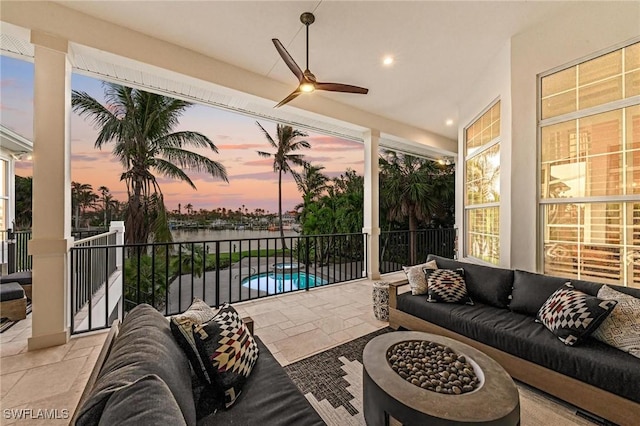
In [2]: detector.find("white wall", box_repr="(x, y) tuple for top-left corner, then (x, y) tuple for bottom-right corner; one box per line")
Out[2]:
(456, 1), (640, 272)
(456, 41), (512, 268)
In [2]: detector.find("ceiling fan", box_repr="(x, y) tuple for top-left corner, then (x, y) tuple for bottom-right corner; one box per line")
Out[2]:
(272, 12), (369, 108)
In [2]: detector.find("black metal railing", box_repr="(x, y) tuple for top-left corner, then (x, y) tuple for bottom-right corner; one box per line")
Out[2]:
(69, 232), (367, 334)
(70, 231), (118, 324)
(1, 229), (32, 274)
(379, 228), (457, 273)
(1, 228), (109, 275)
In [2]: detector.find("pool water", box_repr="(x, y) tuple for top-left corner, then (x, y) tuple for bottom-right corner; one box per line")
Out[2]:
(241, 271), (327, 293)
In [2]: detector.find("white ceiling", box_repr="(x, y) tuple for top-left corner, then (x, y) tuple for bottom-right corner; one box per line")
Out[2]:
(49, 1), (571, 139)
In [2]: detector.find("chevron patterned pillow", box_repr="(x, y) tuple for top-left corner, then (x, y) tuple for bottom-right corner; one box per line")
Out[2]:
(425, 268), (473, 305)
(193, 303), (259, 409)
(591, 285), (640, 358)
(537, 283), (618, 346)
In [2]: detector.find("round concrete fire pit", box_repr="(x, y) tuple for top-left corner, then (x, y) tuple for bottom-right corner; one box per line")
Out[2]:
(363, 331), (520, 426)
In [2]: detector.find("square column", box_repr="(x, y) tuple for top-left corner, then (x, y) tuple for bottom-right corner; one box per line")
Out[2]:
(363, 130), (380, 279)
(27, 32), (73, 350)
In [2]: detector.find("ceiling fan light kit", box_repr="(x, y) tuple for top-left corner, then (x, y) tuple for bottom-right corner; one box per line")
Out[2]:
(272, 12), (369, 108)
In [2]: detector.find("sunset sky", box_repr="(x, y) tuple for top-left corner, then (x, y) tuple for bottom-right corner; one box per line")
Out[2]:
(1, 56), (364, 213)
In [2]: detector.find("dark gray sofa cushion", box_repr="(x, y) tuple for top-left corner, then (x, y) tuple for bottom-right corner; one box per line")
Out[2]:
(396, 293), (640, 403)
(427, 255), (513, 308)
(198, 337), (325, 426)
(75, 304), (196, 426)
(99, 374), (186, 425)
(0, 282), (25, 301)
(510, 270), (640, 316)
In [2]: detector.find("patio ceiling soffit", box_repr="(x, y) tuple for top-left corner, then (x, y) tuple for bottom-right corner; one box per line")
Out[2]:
(0, 3), (456, 158)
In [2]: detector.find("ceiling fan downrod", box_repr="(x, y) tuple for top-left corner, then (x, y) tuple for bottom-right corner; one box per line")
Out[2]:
(300, 12), (315, 71)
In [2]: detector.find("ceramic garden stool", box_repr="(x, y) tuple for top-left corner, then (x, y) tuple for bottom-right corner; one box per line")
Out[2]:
(372, 281), (390, 321)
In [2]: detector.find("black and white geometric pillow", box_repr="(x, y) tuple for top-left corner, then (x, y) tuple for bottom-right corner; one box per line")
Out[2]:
(536, 283), (618, 346)
(193, 303), (260, 408)
(425, 268), (473, 305)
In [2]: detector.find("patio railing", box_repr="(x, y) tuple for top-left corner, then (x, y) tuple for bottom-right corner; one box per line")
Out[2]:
(1, 228), (109, 275)
(379, 228), (457, 274)
(70, 232), (367, 334)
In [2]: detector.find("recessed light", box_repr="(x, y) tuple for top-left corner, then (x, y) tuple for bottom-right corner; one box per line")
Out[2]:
(445, 119), (454, 126)
(383, 56), (394, 66)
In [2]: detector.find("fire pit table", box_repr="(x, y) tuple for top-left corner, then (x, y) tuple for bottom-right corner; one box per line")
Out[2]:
(363, 331), (520, 426)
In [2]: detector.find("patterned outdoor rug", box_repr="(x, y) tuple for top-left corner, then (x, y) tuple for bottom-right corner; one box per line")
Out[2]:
(283, 328), (602, 426)
(0, 301), (31, 333)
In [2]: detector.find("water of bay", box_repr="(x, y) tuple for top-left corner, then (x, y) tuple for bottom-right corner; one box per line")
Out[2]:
(170, 228), (300, 254)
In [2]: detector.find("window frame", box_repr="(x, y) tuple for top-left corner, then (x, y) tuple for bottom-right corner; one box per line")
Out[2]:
(463, 99), (501, 265)
(537, 37), (640, 285)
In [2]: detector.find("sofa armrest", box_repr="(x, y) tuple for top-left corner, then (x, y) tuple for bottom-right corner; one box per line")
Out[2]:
(243, 316), (254, 335)
(389, 280), (409, 309)
(71, 320), (121, 425)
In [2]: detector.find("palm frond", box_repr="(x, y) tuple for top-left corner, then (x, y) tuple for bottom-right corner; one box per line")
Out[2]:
(155, 131), (217, 151)
(255, 122), (278, 149)
(157, 148), (229, 183)
(153, 158), (197, 189)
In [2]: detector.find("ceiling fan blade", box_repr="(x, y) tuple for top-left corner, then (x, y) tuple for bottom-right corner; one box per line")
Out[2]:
(275, 89), (301, 108)
(315, 82), (369, 94)
(272, 39), (304, 82)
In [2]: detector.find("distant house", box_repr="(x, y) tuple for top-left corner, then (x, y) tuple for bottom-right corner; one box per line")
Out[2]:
(0, 125), (33, 269)
(0, 125), (32, 231)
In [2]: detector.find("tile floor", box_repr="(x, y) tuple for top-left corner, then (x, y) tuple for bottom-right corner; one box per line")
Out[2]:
(0, 275), (400, 425)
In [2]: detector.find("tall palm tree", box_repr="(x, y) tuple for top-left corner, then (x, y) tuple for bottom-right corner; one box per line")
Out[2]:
(379, 151), (455, 264)
(98, 186), (115, 227)
(71, 182), (97, 229)
(72, 83), (228, 244)
(256, 123), (310, 243)
(294, 164), (329, 224)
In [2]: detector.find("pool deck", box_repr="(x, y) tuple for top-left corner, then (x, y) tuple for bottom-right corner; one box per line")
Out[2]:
(166, 255), (364, 313)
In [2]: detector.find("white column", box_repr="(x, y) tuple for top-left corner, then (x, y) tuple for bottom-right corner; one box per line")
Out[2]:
(27, 32), (72, 350)
(363, 130), (381, 279)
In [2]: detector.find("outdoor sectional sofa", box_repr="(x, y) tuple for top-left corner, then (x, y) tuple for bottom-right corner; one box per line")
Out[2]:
(71, 304), (324, 425)
(389, 254), (640, 426)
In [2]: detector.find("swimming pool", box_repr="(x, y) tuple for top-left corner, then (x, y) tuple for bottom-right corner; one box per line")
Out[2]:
(241, 271), (327, 294)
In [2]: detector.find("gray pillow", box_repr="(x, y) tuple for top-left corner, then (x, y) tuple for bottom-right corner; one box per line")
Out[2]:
(99, 374), (187, 425)
(509, 270), (566, 316)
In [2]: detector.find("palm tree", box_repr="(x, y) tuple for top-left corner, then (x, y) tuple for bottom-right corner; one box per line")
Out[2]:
(98, 186), (116, 227)
(185, 203), (194, 218)
(71, 182), (98, 229)
(294, 163), (329, 224)
(256, 122), (310, 244)
(379, 151), (455, 264)
(72, 82), (228, 244)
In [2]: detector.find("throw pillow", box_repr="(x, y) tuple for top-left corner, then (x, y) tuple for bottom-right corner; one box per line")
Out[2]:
(403, 260), (437, 295)
(170, 298), (218, 383)
(536, 283), (618, 346)
(591, 285), (640, 358)
(425, 268), (473, 305)
(193, 303), (260, 408)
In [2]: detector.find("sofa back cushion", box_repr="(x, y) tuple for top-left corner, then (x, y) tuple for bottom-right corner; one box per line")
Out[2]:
(510, 270), (640, 317)
(98, 374), (187, 425)
(75, 304), (196, 425)
(426, 255), (513, 308)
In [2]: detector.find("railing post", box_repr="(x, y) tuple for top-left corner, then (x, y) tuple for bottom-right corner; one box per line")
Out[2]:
(305, 236), (310, 290)
(110, 221), (125, 270)
(7, 228), (16, 274)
